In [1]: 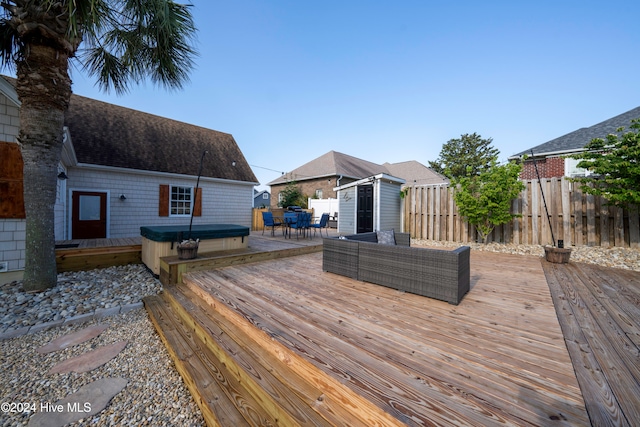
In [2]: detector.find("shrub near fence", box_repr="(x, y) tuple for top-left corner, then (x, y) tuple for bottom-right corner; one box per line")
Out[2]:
(403, 178), (640, 248)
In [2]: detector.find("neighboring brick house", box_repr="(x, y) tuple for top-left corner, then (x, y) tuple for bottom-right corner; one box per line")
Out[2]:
(267, 151), (447, 208)
(509, 106), (640, 179)
(0, 76), (257, 283)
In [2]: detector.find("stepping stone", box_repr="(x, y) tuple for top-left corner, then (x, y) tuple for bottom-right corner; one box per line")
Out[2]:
(27, 377), (128, 427)
(36, 324), (109, 354)
(48, 340), (128, 374)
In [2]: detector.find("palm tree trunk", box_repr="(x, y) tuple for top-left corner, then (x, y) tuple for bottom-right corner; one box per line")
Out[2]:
(16, 44), (72, 292)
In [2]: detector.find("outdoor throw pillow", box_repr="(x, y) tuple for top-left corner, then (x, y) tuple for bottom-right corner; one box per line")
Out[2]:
(377, 229), (396, 245)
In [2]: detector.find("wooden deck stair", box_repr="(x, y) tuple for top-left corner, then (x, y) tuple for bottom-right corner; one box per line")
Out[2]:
(144, 279), (391, 426)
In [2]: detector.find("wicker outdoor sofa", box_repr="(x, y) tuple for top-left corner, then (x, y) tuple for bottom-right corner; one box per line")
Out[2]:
(323, 231), (470, 305)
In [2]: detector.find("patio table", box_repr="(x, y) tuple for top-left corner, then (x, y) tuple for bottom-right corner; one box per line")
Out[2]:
(282, 213), (297, 239)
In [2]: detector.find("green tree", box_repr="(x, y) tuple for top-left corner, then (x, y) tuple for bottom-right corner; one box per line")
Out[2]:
(453, 160), (525, 244)
(570, 118), (640, 208)
(429, 133), (499, 179)
(0, 1), (198, 291)
(278, 182), (307, 209)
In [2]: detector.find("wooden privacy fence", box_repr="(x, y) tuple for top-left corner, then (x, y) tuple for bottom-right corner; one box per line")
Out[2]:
(403, 178), (640, 248)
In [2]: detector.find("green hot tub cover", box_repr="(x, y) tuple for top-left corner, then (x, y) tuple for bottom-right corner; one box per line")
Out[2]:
(140, 224), (250, 242)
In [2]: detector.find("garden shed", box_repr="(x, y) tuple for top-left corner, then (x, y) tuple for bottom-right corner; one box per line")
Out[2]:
(335, 173), (405, 235)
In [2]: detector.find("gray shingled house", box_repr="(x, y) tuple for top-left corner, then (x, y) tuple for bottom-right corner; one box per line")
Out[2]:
(0, 76), (257, 282)
(509, 106), (640, 179)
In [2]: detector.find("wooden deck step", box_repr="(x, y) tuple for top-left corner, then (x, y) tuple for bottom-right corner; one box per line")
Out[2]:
(144, 284), (355, 426)
(56, 244), (141, 272)
(184, 273), (412, 426)
(143, 294), (256, 426)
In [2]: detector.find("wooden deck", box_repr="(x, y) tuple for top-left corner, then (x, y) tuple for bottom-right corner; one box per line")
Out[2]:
(159, 229), (340, 284)
(75, 232), (637, 425)
(55, 236), (142, 248)
(54, 230), (336, 273)
(146, 248), (607, 426)
(55, 237), (142, 272)
(542, 260), (640, 427)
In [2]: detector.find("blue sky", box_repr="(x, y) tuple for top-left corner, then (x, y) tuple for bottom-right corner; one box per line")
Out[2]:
(69, 0), (640, 189)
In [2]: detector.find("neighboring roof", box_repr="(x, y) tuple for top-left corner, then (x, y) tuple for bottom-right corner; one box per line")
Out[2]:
(510, 106), (640, 159)
(383, 161), (448, 186)
(335, 173), (406, 191)
(1, 75), (257, 184)
(267, 151), (447, 186)
(268, 151), (387, 185)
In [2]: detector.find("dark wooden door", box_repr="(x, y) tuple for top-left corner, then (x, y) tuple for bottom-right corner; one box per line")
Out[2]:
(72, 191), (107, 239)
(357, 185), (374, 233)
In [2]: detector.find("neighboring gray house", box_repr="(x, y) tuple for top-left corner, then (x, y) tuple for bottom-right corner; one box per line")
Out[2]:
(267, 150), (447, 208)
(509, 106), (640, 179)
(0, 76), (257, 283)
(253, 190), (271, 208)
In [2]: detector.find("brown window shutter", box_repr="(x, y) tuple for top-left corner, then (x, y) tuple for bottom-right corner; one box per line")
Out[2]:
(159, 184), (169, 216)
(193, 187), (202, 217)
(0, 141), (25, 218)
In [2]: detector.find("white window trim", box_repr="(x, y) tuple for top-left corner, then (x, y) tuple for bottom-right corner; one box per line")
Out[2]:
(564, 157), (594, 178)
(170, 185), (194, 217)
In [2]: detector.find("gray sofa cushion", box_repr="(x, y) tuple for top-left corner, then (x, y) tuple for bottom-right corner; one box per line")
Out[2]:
(376, 230), (396, 245)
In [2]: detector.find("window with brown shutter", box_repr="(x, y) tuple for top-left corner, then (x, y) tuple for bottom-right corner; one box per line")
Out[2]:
(0, 141), (25, 218)
(159, 184), (201, 217)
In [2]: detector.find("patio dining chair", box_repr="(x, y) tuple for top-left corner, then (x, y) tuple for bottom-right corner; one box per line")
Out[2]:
(310, 213), (330, 237)
(289, 211), (310, 239)
(262, 211), (282, 236)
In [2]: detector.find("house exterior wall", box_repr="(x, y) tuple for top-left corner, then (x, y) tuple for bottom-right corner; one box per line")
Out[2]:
(520, 157), (565, 180)
(66, 166), (254, 238)
(270, 176), (358, 208)
(0, 92), (19, 142)
(55, 166), (68, 240)
(376, 180), (402, 232)
(0, 92), (24, 279)
(0, 219), (25, 273)
(253, 191), (270, 208)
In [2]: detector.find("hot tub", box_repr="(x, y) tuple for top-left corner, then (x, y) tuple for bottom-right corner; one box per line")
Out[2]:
(140, 224), (250, 274)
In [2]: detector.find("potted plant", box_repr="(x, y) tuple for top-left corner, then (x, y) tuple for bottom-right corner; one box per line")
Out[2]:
(530, 152), (571, 263)
(176, 150), (207, 260)
(177, 237), (199, 259)
(544, 239), (572, 264)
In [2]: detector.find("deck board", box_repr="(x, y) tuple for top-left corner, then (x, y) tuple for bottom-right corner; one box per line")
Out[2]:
(543, 260), (640, 427)
(186, 251), (590, 426)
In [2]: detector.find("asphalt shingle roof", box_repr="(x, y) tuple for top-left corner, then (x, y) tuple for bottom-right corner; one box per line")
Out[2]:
(1, 75), (257, 183)
(510, 106), (640, 158)
(65, 94), (257, 183)
(267, 151), (447, 186)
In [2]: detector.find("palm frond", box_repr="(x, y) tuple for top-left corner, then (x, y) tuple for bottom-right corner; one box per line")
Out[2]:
(79, 0), (198, 93)
(0, 19), (22, 70)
